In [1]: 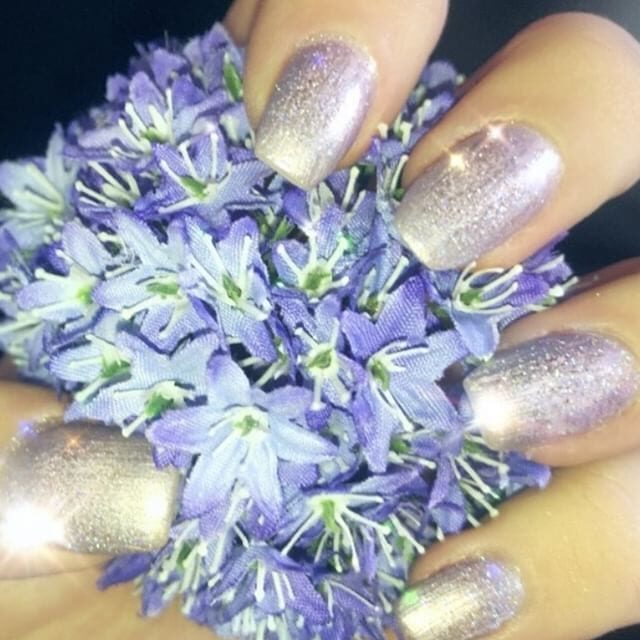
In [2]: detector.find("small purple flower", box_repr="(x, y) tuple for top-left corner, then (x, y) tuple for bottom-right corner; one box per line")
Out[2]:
(209, 545), (331, 625)
(90, 213), (211, 351)
(278, 293), (358, 410)
(138, 130), (272, 229)
(149, 356), (337, 531)
(427, 248), (575, 358)
(343, 277), (467, 471)
(0, 128), (78, 252)
(74, 161), (148, 224)
(66, 331), (218, 435)
(76, 71), (225, 168)
(17, 220), (112, 327)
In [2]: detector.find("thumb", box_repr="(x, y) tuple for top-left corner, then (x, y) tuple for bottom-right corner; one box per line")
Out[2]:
(0, 381), (180, 579)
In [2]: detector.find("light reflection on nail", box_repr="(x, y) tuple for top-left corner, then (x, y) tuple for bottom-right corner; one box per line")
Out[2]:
(395, 557), (524, 640)
(255, 36), (377, 189)
(0, 422), (181, 554)
(464, 331), (640, 450)
(394, 122), (563, 270)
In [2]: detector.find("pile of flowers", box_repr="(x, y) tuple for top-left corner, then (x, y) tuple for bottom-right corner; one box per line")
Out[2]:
(0, 23), (573, 639)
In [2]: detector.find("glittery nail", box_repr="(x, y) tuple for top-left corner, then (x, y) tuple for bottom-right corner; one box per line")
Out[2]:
(395, 557), (524, 640)
(464, 331), (640, 450)
(254, 36), (376, 190)
(394, 122), (563, 270)
(0, 422), (180, 554)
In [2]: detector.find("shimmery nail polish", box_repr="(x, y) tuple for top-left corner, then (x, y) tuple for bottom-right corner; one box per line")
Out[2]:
(254, 36), (376, 190)
(0, 422), (180, 554)
(394, 122), (563, 270)
(464, 331), (640, 451)
(395, 557), (524, 640)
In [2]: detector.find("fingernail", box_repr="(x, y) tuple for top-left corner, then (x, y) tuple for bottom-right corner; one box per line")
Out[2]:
(394, 122), (563, 270)
(254, 36), (376, 190)
(395, 557), (524, 640)
(0, 422), (180, 554)
(464, 331), (640, 450)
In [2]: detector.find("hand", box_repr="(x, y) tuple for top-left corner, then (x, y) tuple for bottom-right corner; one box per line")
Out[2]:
(233, 4), (640, 638)
(0, 379), (214, 639)
(3, 3), (640, 640)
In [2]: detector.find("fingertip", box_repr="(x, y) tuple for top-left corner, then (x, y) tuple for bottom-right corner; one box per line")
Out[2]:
(395, 11), (640, 271)
(0, 422), (180, 578)
(252, 35), (378, 190)
(244, 0), (448, 188)
(397, 453), (640, 640)
(462, 273), (640, 467)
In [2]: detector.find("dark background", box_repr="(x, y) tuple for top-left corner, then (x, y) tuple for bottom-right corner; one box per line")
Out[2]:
(1, 1), (639, 638)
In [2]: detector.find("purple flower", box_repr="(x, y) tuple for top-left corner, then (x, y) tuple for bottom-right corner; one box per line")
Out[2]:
(66, 331), (217, 435)
(343, 277), (467, 471)
(0, 128), (77, 251)
(278, 293), (358, 410)
(137, 130), (272, 229)
(209, 545), (330, 626)
(185, 216), (276, 360)
(149, 356), (337, 531)
(76, 70), (227, 169)
(91, 213), (211, 350)
(0, 21), (571, 640)
(74, 161), (148, 224)
(17, 220), (112, 327)
(48, 311), (126, 398)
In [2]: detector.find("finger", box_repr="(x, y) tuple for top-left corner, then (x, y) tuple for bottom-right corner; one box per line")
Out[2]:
(2, 567), (215, 639)
(462, 271), (640, 467)
(223, 0), (261, 46)
(0, 383), (98, 578)
(0, 384), (181, 579)
(245, 0), (449, 189)
(394, 13), (640, 270)
(395, 450), (640, 640)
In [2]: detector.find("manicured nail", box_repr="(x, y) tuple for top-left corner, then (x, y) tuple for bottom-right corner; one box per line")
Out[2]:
(0, 422), (180, 554)
(394, 122), (563, 270)
(395, 557), (524, 640)
(254, 36), (376, 190)
(464, 331), (640, 450)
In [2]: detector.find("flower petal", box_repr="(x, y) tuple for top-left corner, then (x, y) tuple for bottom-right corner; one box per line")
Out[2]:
(183, 437), (245, 517)
(243, 441), (283, 527)
(270, 415), (337, 463)
(208, 355), (252, 408)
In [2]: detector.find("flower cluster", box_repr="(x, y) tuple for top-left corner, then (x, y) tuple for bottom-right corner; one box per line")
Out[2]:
(0, 24), (574, 639)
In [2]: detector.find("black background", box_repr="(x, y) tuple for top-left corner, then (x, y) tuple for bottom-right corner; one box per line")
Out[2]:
(1, 1), (639, 639)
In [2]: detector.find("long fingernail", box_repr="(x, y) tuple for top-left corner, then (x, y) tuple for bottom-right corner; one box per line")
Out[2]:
(0, 422), (180, 554)
(394, 122), (563, 270)
(395, 557), (524, 640)
(464, 331), (640, 450)
(254, 36), (376, 190)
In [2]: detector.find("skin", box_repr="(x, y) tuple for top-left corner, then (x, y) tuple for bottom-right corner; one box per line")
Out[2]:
(3, 3), (640, 639)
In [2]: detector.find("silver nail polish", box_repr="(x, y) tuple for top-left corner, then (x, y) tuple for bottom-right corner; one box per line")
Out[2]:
(394, 122), (563, 270)
(254, 36), (376, 190)
(0, 422), (180, 554)
(396, 557), (524, 640)
(464, 331), (640, 450)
